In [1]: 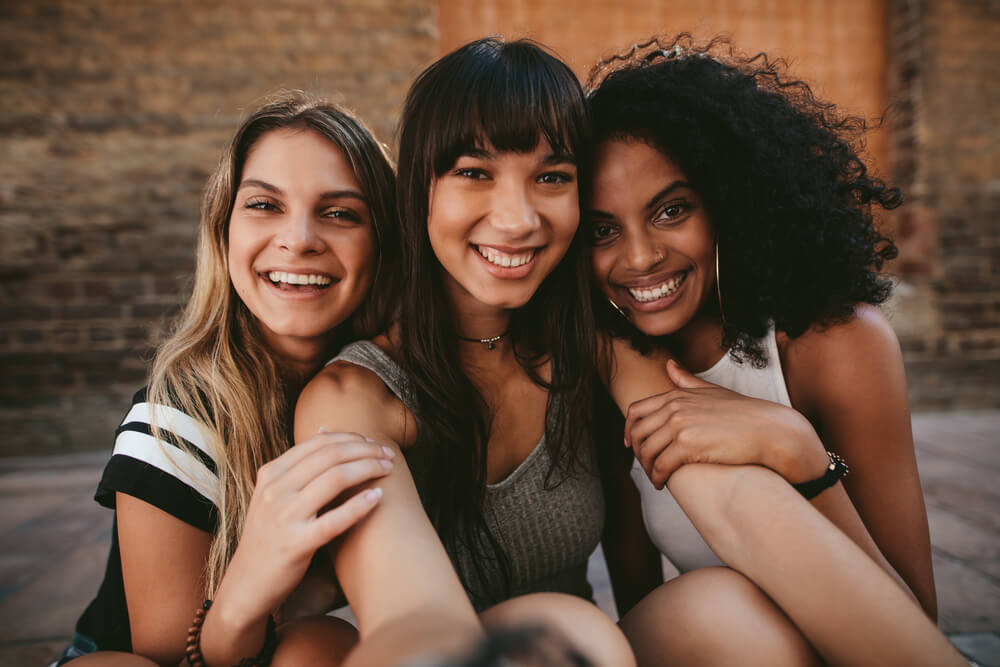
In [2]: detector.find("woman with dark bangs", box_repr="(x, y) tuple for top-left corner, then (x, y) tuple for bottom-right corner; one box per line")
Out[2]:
(586, 35), (962, 665)
(296, 37), (633, 665)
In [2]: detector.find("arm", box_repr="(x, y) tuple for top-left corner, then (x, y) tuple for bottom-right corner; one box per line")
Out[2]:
(117, 494), (212, 666)
(608, 335), (913, 600)
(666, 463), (962, 667)
(295, 363), (483, 643)
(782, 304), (936, 617)
(198, 431), (391, 665)
(595, 395), (662, 617)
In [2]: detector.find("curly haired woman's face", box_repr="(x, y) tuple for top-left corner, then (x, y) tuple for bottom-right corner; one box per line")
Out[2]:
(588, 139), (716, 337)
(228, 128), (376, 355)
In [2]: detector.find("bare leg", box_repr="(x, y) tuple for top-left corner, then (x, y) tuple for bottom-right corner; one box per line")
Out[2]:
(481, 592), (636, 667)
(272, 615), (358, 666)
(343, 607), (481, 667)
(667, 463), (964, 667)
(63, 653), (157, 667)
(621, 567), (819, 667)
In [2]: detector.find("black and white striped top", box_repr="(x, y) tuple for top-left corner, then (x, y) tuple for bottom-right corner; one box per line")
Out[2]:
(95, 387), (220, 532)
(72, 388), (221, 654)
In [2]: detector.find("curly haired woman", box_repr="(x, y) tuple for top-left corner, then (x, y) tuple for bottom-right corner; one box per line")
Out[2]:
(586, 35), (960, 666)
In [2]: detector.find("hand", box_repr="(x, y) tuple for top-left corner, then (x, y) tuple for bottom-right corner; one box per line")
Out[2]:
(627, 360), (827, 489)
(213, 430), (394, 629)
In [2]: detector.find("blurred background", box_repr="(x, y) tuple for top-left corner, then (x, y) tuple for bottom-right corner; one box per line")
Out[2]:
(0, 0), (997, 664)
(1, 0), (997, 458)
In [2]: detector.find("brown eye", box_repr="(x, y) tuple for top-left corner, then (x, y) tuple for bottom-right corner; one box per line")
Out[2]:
(591, 222), (618, 245)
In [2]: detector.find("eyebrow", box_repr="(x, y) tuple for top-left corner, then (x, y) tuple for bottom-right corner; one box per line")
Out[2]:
(238, 179), (367, 203)
(587, 180), (693, 220)
(643, 180), (693, 211)
(456, 148), (577, 166)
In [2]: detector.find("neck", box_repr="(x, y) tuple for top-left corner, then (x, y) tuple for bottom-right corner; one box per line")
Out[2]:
(266, 332), (339, 398)
(667, 306), (727, 373)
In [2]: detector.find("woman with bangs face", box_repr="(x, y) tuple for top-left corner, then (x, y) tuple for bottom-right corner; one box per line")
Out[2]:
(584, 36), (963, 666)
(295, 37), (634, 666)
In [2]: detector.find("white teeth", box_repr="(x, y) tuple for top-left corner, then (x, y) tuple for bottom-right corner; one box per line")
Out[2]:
(475, 246), (535, 268)
(627, 272), (688, 302)
(267, 271), (332, 286)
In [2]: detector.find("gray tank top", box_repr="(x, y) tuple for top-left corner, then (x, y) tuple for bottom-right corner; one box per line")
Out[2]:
(331, 341), (604, 611)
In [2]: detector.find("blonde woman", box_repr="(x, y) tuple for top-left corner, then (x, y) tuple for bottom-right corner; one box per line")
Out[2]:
(59, 94), (400, 667)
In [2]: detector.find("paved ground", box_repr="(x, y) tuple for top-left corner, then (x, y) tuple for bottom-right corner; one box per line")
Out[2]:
(1, 411), (998, 666)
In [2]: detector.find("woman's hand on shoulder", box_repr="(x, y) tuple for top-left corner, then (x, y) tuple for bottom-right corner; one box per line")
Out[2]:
(628, 360), (829, 489)
(205, 429), (392, 660)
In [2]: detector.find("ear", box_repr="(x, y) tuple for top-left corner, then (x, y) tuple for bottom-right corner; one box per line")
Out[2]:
(666, 359), (712, 389)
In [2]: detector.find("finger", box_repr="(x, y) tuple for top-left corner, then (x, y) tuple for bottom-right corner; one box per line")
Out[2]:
(283, 439), (394, 493)
(296, 457), (393, 515)
(628, 407), (674, 454)
(624, 393), (673, 447)
(634, 424), (676, 479)
(261, 430), (382, 481)
(309, 487), (382, 546)
(666, 359), (713, 389)
(648, 439), (688, 489)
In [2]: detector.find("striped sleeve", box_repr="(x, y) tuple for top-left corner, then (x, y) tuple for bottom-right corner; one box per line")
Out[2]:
(95, 388), (220, 534)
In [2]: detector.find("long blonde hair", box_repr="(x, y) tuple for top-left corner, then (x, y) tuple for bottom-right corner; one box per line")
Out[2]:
(147, 92), (398, 596)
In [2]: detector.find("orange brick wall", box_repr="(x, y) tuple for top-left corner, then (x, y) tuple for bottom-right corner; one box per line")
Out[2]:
(438, 0), (889, 173)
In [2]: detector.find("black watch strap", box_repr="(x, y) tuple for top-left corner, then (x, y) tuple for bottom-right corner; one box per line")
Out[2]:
(793, 450), (849, 500)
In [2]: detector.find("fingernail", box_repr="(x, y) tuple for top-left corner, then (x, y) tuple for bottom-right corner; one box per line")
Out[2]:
(381, 446), (395, 459)
(318, 426), (330, 434)
(379, 458), (393, 470)
(364, 487), (383, 504)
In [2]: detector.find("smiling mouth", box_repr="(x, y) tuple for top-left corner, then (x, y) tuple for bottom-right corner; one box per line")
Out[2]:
(625, 271), (689, 303)
(474, 245), (536, 268)
(263, 270), (334, 291)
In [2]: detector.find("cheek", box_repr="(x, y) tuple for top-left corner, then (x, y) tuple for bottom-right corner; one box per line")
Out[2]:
(589, 250), (616, 295)
(342, 231), (378, 285)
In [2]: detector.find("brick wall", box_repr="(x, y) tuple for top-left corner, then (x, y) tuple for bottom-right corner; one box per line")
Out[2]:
(1, 1), (996, 457)
(0, 0), (436, 456)
(885, 0), (1000, 408)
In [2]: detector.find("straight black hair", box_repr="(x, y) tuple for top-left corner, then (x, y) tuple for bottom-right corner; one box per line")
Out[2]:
(396, 37), (596, 607)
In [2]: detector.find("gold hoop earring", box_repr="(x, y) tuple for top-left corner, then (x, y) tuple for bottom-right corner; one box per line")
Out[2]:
(715, 244), (726, 326)
(608, 298), (629, 320)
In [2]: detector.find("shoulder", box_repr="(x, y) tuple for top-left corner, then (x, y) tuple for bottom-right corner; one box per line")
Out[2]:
(778, 304), (906, 419)
(296, 355), (412, 447)
(100, 386), (219, 532)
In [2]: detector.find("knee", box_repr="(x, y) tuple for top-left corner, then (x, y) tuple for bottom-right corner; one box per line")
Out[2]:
(622, 568), (819, 667)
(481, 592), (635, 667)
(272, 615), (358, 667)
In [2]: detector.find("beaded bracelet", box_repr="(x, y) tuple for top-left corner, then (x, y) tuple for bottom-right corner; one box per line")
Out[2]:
(185, 600), (278, 667)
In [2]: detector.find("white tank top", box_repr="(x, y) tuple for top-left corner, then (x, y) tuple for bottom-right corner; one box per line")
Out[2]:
(630, 327), (793, 573)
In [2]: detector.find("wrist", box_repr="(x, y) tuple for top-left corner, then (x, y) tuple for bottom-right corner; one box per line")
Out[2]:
(768, 413), (829, 484)
(200, 589), (272, 665)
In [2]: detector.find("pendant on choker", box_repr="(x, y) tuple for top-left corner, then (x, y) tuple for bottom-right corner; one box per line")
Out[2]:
(457, 331), (507, 351)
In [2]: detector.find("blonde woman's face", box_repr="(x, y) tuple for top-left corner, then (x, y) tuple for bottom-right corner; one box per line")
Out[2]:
(228, 128), (376, 357)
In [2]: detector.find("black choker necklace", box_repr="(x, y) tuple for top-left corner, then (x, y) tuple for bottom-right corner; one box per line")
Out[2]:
(457, 331), (508, 351)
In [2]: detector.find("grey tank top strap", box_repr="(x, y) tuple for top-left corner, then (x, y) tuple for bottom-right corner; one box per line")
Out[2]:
(329, 340), (416, 410)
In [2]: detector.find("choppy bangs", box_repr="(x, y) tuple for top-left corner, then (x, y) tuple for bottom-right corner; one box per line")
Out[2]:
(419, 39), (588, 177)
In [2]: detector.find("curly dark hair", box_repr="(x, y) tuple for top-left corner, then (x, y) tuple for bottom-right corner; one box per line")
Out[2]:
(585, 34), (900, 366)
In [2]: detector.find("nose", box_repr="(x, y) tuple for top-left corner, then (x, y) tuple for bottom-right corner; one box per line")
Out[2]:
(623, 227), (664, 271)
(275, 209), (324, 255)
(489, 179), (540, 237)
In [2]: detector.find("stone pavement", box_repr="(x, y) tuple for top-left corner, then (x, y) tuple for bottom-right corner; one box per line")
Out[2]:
(1, 411), (998, 666)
